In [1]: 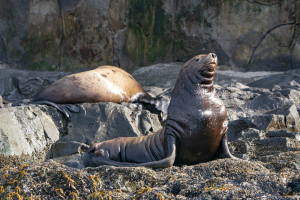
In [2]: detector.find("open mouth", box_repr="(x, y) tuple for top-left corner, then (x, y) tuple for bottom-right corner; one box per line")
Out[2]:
(205, 62), (216, 73)
(205, 61), (216, 69)
(197, 62), (216, 80)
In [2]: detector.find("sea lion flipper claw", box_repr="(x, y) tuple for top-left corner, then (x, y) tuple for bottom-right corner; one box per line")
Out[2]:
(33, 100), (73, 118)
(57, 104), (72, 118)
(63, 104), (80, 113)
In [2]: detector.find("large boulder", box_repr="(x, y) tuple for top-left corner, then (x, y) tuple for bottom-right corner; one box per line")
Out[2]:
(0, 105), (60, 165)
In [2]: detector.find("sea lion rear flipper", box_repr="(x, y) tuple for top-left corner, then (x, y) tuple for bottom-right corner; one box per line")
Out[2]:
(134, 143), (176, 168)
(84, 136), (177, 168)
(89, 144), (176, 169)
(90, 145), (176, 168)
(216, 131), (238, 160)
(33, 100), (79, 118)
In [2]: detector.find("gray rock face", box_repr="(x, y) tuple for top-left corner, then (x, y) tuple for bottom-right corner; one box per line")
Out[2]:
(0, 105), (59, 160)
(0, 0), (299, 71)
(0, 68), (68, 101)
(63, 102), (164, 145)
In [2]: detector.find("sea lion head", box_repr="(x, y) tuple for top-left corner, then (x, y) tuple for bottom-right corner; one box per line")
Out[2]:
(182, 53), (218, 86)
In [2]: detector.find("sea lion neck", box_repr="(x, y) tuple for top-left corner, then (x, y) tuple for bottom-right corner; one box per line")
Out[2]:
(178, 54), (217, 92)
(173, 68), (215, 96)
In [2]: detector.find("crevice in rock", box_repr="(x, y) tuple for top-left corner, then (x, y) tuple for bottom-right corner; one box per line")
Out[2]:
(247, 22), (297, 68)
(172, 0), (179, 62)
(0, 33), (7, 62)
(57, 0), (65, 70)
(246, 0), (282, 6)
(290, 0), (300, 69)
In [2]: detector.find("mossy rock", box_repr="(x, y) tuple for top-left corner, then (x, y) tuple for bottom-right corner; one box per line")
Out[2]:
(126, 0), (172, 66)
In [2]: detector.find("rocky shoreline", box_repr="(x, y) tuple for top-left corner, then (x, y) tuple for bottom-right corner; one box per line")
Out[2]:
(0, 65), (299, 199)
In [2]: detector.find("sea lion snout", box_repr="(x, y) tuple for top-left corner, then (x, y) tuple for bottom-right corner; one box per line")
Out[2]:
(208, 53), (218, 65)
(210, 53), (216, 58)
(196, 53), (218, 81)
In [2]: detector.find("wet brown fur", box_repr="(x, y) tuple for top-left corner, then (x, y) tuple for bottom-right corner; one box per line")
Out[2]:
(35, 66), (149, 104)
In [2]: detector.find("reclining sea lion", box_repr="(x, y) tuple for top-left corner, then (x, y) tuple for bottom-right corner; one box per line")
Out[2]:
(34, 66), (164, 117)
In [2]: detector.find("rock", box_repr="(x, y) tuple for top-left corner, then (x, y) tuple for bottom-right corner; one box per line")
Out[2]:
(245, 93), (293, 113)
(230, 128), (264, 159)
(240, 128), (265, 140)
(255, 138), (291, 152)
(285, 105), (300, 132)
(63, 102), (164, 145)
(265, 104), (300, 132)
(49, 141), (89, 158)
(267, 130), (300, 141)
(248, 70), (300, 89)
(228, 118), (256, 141)
(0, 105), (60, 162)
(0, 68), (68, 101)
(132, 62), (182, 88)
(0, 95), (3, 107)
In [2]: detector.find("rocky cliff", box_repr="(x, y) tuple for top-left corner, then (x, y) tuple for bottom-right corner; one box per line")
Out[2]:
(0, 0), (299, 71)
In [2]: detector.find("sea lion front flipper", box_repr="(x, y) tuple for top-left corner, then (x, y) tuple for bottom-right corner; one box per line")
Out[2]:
(138, 95), (170, 114)
(215, 130), (238, 160)
(33, 100), (79, 118)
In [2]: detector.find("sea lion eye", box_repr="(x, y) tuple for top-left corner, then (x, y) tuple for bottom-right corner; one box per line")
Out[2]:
(195, 58), (200, 62)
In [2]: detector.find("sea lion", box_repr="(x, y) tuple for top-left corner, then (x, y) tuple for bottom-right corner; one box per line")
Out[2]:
(82, 53), (237, 168)
(34, 65), (162, 117)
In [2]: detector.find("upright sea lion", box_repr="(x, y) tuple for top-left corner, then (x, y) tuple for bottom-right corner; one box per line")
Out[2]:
(82, 53), (237, 168)
(34, 66), (161, 117)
